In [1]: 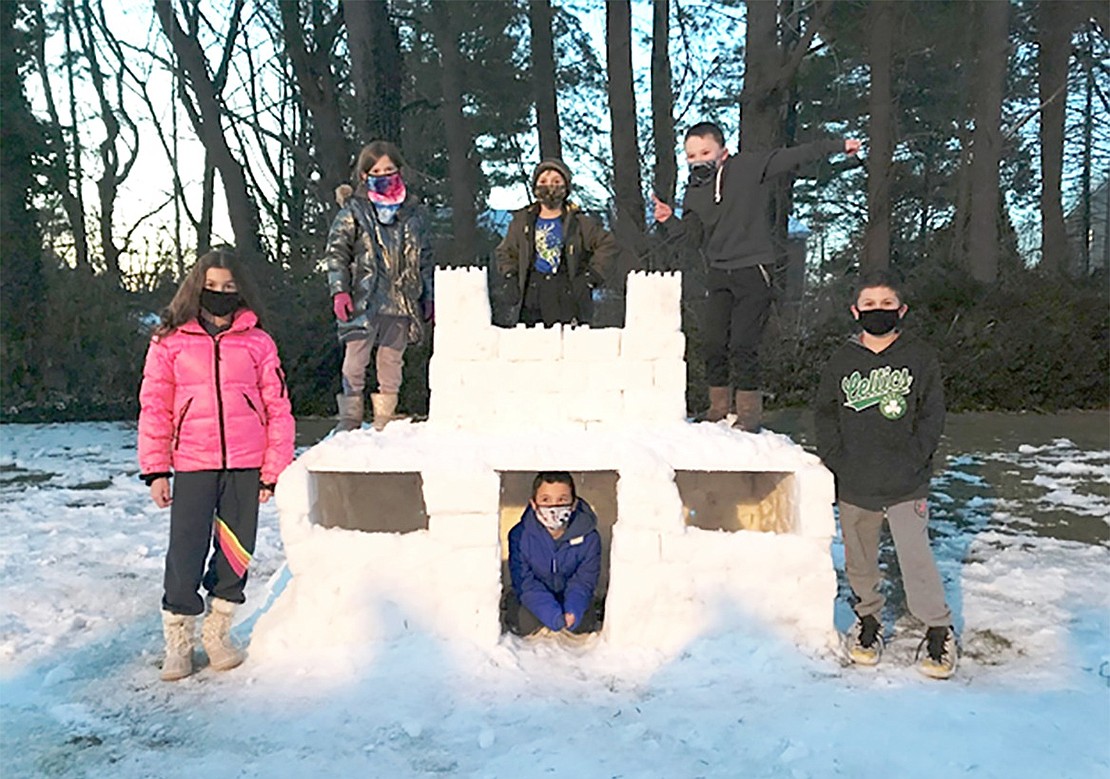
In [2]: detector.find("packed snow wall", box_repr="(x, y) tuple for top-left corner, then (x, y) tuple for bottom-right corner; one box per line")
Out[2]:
(252, 269), (838, 663)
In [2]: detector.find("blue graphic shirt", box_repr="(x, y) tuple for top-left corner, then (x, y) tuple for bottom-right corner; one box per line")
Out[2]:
(533, 216), (564, 274)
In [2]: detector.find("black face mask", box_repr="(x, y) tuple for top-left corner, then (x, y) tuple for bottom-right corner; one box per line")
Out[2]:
(688, 160), (718, 186)
(534, 184), (567, 208)
(857, 308), (901, 336)
(200, 289), (240, 318)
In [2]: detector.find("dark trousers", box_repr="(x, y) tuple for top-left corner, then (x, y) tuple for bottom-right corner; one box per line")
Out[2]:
(703, 266), (773, 390)
(520, 268), (574, 327)
(502, 588), (599, 635)
(163, 469), (259, 616)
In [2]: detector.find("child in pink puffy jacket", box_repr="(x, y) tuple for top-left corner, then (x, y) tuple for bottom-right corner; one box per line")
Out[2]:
(138, 247), (295, 681)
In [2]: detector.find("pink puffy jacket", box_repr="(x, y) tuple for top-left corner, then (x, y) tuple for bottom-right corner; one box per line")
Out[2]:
(138, 311), (295, 485)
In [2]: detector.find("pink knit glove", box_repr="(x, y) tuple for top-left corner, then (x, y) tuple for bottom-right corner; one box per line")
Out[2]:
(333, 292), (353, 322)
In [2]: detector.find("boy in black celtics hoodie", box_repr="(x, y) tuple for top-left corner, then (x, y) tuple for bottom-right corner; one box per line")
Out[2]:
(815, 271), (957, 680)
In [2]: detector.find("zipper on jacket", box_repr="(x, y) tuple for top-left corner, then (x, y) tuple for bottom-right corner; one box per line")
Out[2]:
(213, 335), (228, 469)
(243, 392), (265, 426)
(173, 398), (194, 450)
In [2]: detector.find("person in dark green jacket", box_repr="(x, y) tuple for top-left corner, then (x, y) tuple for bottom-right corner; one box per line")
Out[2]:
(654, 122), (860, 431)
(494, 159), (615, 327)
(814, 271), (957, 681)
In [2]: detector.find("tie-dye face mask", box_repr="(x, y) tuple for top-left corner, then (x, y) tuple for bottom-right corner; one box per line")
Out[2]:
(535, 503), (574, 531)
(366, 172), (406, 206)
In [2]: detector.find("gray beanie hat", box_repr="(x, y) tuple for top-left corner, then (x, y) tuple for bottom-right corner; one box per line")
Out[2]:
(531, 158), (572, 192)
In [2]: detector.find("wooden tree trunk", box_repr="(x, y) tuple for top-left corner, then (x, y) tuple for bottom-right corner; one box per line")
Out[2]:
(862, 0), (895, 273)
(31, 1), (90, 271)
(428, 1), (479, 265)
(739, 0), (784, 152)
(606, 0), (644, 264)
(966, 0), (1010, 284)
(154, 0), (267, 270)
(343, 0), (402, 144)
(651, 0), (676, 205)
(530, 0), (562, 159)
(279, 1), (351, 199)
(1037, 0), (1073, 276)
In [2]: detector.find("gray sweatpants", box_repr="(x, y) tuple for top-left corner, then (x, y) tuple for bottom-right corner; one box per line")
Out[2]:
(341, 315), (409, 395)
(839, 499), (952, 628)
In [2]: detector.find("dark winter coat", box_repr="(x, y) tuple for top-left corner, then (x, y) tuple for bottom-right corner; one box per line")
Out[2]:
(814, 332), (946, 511)
(323, 190), (434, 344)
(493, 202), (615, 326)
(661, 139), (844, 269)
(507, 499), (602, 631)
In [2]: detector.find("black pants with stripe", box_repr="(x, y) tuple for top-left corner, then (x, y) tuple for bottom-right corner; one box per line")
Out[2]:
(163, 469), (259, 616)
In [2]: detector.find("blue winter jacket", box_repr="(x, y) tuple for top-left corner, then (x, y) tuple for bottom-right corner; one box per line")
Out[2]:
(508, 499), (602, 631)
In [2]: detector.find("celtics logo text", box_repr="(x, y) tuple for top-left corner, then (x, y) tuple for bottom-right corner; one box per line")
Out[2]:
(841, 366), (912, 419)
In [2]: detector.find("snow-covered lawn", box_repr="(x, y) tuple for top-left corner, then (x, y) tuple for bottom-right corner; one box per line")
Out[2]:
(1, 421), (1107, 778)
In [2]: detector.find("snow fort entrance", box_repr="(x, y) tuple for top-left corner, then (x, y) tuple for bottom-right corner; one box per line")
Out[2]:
(257, 269), (838, 659)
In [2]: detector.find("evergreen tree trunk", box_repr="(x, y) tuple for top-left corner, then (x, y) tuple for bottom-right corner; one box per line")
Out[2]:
(1, 0), (46, 401)
(343, 0), (402, 144)
(530, 0), (562, 159)
(280, 0), (351, 200)
(966, 0), (1010, 284)
(1037, 0), (1072, 276)
(739, 0), (783, 152)
(606, 0), (644, 264)
(428, 1), (479, 265)
(651, 0), (676, 206)
(863, 0), (895, 273)
(31, 1), (90, 271)
(155, 0), (267, 270)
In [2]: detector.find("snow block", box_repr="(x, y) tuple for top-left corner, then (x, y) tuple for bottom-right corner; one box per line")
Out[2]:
(562, 325), (621, 362)
(498, 323), (563, 361)
(621, 329), (685, 361)
(624, 271), (682, 333)
(433, 326), (499, 361)
(623, 388), (686, 423)
(790, 465), (836, 539)
(653, 359), (688, 396)
(610, 526), (662, 564)
(434, 267), (492, 328)
(428, 513), (501, 548)
(421, 469), (500, 515)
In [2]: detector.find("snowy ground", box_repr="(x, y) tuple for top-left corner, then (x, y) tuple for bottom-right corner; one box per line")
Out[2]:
(1, 418), (1107, 778)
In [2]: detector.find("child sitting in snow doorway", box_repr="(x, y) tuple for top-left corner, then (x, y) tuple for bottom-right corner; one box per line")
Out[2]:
(505, 472), (602, 637)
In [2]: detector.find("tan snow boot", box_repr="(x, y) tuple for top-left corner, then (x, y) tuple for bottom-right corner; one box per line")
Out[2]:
(699, 386), (732, 422)
(201, 598), (245, 672)
(333, 393), (364, 433)
(733, 390), (763, 433)
(160, 612), (196, 682)
(370, 392), (398, 431)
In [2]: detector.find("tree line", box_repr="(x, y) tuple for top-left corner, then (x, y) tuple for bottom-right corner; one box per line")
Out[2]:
(1, 0), (1107, 422)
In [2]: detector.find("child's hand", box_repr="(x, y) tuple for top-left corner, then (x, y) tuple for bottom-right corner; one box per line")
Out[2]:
(651, 193), (673, 223)
(259, 487), (274, 504)
(844, 139), (862, 155)
(564, 613), (576, 629)
(150, 477), (172, 508)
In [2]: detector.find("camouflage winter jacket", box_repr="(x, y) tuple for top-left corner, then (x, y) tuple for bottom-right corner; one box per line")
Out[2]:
(323, 188), (434, 344)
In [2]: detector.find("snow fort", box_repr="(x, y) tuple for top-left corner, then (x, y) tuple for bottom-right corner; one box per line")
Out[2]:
(254, 268), (837, 661)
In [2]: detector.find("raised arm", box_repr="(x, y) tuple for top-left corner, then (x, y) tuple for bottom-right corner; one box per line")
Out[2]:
(764, 138), (859, 180)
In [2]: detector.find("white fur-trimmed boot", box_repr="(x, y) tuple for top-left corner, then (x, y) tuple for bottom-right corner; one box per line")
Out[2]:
(201, 598), (245, 671)
(370, 392), (398, 431)
(161, 612), (196, 681)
